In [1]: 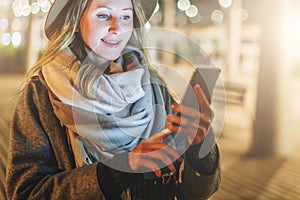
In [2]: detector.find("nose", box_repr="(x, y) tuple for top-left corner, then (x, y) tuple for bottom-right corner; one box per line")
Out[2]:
(108, 17), (121, 34)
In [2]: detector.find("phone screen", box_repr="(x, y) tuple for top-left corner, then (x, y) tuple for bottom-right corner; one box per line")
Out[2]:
(181, 67), (221, 109)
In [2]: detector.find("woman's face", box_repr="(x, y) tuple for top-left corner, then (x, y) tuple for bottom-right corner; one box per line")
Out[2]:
(79, 0), (134, 61)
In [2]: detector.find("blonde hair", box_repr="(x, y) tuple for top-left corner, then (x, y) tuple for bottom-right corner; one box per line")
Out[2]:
(25, 0), (155, 99)
(25, 0), (90, 82)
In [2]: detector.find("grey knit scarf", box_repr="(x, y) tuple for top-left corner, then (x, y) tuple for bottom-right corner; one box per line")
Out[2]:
(42, 47), (167, 168)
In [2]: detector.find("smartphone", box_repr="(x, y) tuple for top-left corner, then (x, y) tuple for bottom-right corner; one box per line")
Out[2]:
(181, 67), (221, 109)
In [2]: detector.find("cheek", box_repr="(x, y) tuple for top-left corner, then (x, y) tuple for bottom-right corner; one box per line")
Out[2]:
(80, 18), (105, 48)
(86, 29), (106, 49)
(123, 26), (133, 41)
(124, 31), (132, 41)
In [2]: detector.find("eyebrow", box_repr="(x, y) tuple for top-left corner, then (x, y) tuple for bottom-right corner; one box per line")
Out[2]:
(96, 6), (133, 11)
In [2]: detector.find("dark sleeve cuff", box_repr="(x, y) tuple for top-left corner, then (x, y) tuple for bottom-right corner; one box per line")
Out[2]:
(97, 152), (142, 199)
(185, 129), (220, 175)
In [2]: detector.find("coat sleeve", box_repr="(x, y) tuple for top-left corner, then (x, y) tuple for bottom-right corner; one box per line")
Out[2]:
(6, 79), (106, 200)
(181, 144), (221, 200)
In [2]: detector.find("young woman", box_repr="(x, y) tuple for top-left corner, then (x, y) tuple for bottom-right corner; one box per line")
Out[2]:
(6, 0), (221, 199)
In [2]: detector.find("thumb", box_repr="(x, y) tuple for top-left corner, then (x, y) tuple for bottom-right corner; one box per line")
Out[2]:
(147, 129), (172, 143)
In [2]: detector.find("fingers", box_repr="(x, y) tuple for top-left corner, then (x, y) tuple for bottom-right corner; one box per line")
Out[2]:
(166, 117), (199, 145)
(173, 84), (212, 117)
(168, 105), (212, 129)
(129, 157), (176, 177)
(129, 148), (179, 177)
(194, 84), (210, 109)
(142, 148), (177, 172)
(146, 129), (172, 143)
(129, 129), (182, 177)
(171, 103), (200, 119)
(167, 85), (215, 146)
(134, 141), (181, 163)
(128, 155), (161, 176)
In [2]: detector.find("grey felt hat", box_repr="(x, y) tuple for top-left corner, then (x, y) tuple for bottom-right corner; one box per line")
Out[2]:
(44, 0), (157, 39)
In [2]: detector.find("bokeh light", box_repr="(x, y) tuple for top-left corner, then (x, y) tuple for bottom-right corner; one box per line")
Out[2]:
(2, 33), (11, 46)
(211, 9), (224, 25)
(219, 0), (232, 8)
(11, 32), (21, 47)
(177, 0), (190, 11)
(185, 5), (198, 18)
(11, 18), (22, 31)
(0, 18), (9, 31)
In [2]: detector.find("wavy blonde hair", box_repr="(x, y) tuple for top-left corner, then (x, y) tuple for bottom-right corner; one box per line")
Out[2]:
(26, 0), (154, 98)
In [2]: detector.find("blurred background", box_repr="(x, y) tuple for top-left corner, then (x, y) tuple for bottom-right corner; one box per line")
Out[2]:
(1, 0), (300, 199)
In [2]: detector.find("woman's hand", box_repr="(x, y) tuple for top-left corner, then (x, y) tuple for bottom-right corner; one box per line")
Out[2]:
(166, 84), (214, 146)
(128, 129), (182, 177)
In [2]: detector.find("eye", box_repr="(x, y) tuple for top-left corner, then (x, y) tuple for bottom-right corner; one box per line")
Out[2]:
(97, 14), (111, 20)
(120, 15), (132, 20)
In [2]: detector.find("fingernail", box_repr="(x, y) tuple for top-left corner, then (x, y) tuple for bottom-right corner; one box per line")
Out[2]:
(163, 129), (171, 133)
(169, 164), (175, 173)
(155, 170), (161, 177)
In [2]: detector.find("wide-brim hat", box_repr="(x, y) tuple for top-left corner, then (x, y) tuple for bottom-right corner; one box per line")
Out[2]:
(45, 0), (157, 39)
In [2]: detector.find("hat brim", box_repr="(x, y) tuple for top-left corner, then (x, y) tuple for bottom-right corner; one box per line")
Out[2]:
(45, 0), (157, 39)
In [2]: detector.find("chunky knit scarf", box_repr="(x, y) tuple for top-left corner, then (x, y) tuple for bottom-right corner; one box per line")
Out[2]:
(42, 47), (167, 169)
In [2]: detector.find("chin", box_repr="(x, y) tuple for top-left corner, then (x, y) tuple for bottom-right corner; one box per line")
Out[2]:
(102, 53), (121, 61)
(94, 43), (128, 61)
(103, 48), (126, 61)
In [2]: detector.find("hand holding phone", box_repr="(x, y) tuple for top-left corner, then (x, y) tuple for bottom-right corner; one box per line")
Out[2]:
(166, 67), (221, 154)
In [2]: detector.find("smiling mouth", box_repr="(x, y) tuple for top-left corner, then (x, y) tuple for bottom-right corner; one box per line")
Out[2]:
(101, 38), (122, 46)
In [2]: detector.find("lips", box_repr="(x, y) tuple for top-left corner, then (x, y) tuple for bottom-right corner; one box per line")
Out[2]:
(101, 38), (122, 47)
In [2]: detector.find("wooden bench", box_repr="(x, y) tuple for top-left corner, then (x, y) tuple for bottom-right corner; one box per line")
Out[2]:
(213, 82), (247, 107)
